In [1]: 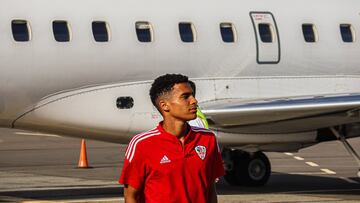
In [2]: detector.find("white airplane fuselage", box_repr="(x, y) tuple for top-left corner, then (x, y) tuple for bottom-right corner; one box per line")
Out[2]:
(0, 0), (360, 152)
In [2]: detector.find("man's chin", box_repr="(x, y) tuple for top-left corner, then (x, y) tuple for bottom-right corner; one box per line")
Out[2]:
(173, 113), (197, 122)
(189, 114), (197, 121)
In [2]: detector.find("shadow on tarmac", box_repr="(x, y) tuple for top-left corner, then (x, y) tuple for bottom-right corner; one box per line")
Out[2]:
(0, 186), (123, 201)
(217, 172), (360, 195)
(0, 173), (359, 201)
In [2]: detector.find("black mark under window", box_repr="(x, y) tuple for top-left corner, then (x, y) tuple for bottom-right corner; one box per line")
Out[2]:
(136, 22), (153, 42)
(116, 97), (134, 109)
(302, 24), (317, 43)
(92, 21), (109, 42)
(340, 24), (354, 43)
(179, 22), (195, 42)
(220, 23), (235, 43)
(258, 23), (273, 43)
(12, 20), (30, 42)
(53, 21), (70, 42)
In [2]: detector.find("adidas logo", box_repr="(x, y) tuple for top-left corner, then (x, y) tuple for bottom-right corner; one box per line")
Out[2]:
(160, 155), (171, 164)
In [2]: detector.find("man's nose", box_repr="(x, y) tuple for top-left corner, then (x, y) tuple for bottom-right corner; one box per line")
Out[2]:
(190, 96), (198, 105)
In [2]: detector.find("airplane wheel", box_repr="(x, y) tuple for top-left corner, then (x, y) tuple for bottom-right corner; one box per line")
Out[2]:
(224, 150), (248, 186)
(243, 152), (271, 186)
(223, 170), (239, 186)
(224, 150), (271, 186)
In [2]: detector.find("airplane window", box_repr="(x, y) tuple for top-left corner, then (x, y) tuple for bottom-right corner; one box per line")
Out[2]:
(52, 21), (70, 42)
(92, 21), (109, 42)
(135, 21), (153, 42)
(12, 20), (30, 42)
(258, 23), (273, 43)
(179, 22), (196, 42)
(340, 24), (355, 43)
(302, 24), (317, 43)
(220, 23), (236, 43)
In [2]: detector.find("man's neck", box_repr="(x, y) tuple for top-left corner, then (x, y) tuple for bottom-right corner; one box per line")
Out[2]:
(162, 119), (189, 143)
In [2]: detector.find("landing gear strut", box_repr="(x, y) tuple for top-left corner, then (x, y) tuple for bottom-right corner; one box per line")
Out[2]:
(330, 127), (360, 177)
(223, 149), (271, 186)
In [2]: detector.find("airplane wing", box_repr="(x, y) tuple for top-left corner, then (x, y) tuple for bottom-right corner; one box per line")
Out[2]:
(201, 93), (360, 134)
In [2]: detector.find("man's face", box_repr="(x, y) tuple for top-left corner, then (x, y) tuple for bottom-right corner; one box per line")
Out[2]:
(160, 82), (198, 122)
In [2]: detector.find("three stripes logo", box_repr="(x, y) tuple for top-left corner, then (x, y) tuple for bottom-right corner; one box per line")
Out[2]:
(160, 155), (171, 164)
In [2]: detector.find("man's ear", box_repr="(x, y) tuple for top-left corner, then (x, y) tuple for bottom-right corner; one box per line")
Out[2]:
(159, 99), (170, 112)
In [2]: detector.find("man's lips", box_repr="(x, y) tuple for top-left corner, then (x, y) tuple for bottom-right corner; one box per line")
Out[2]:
(190, 107), (197, 113)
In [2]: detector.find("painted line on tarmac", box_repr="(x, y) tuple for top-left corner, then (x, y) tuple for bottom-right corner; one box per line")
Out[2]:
(23, 197), (124, 203)
(0, 185), (121, 193)
(321, 168), (336, 175)
(15, 132), (61, 138)
(305, 161), (319, 167)
(280, 188), (360, 194)
(294, 156), (304, 161)
(339, 177), (359, 184)
(284, 152), (337, 176)
(66, 197), (124, 202)
(289, 172), (328, 175)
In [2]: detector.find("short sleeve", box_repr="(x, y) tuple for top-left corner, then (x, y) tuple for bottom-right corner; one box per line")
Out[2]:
(119, 143), (146, 190)
(210, 136), (225, 181)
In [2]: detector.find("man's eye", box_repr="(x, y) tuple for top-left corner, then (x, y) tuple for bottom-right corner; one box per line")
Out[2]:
(181, 93), (193, 99)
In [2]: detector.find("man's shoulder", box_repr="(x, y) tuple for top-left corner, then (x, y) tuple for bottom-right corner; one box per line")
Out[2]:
(128, 128), (161, 149)
(191, 126), (216, 137)
(191, 126), (220, 152)
(125, 128), (161, 162)
(130, 128), (161, 144)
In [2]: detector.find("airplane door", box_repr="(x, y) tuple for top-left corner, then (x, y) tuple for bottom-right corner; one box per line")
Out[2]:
(250, 12), (280, 64)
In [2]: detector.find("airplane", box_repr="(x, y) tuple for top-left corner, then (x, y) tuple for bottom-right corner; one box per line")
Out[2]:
(0, 0), (360, 186)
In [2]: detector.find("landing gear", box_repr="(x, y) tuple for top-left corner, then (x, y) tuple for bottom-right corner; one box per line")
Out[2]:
(223, 149), (271, 186)
(330, 127), (360, 177)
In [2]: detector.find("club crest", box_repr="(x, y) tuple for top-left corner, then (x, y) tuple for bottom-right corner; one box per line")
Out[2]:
(195, 145), (206, 160)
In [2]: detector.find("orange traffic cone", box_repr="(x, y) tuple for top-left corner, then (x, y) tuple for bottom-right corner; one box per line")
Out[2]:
(78, 139), (90, 168)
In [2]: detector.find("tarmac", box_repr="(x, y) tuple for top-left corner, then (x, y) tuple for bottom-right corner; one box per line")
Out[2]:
(0, 127), (359, 202)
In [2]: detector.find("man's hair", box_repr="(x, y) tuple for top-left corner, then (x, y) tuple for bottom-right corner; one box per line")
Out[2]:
(188, 80), (196, 96)
(149, 74), (189, 108)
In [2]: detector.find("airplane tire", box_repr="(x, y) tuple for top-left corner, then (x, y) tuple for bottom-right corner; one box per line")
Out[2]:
(224, 150), (247, 186)
(224, 150), (271, 186)
(242, 151), (271, 186)
(223, 171), (239, 186)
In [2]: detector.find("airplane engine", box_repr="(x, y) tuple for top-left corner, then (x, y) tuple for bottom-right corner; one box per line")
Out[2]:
(12, 82), (161, 143)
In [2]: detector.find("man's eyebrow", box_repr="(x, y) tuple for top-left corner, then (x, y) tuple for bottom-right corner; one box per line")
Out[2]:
(180, 92), (194, 96)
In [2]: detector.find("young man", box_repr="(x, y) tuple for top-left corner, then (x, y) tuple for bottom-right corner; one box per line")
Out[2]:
(119, 74), (224, 203)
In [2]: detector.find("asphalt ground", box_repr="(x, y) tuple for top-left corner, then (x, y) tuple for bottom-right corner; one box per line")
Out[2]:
(0, 127), (359, 202)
